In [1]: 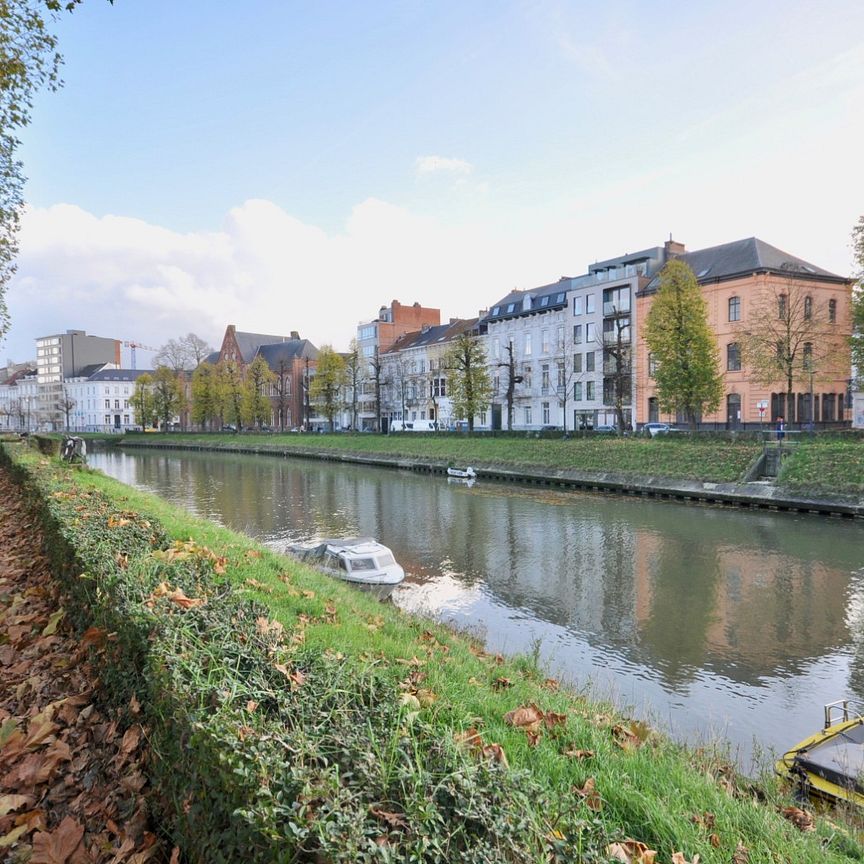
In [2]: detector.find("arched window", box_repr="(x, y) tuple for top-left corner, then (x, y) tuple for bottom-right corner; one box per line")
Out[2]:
(728, 296), (740, 322)
(726, 342), (741, 371)
(829, 299), (837, 323)
(726, 393), (741, 427)
(804, 295), (813, 320)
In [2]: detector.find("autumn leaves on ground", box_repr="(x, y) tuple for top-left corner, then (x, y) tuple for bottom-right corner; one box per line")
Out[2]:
(1, 443), (862, 863)
(0, 468), (170, 862)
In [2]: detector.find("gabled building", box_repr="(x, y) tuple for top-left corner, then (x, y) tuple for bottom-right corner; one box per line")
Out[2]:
(208, 324), (319, 430)
(380, 318), (484, 431)
(635, 238), (853, 427)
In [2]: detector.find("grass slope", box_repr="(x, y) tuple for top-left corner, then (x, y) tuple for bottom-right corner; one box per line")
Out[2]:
(9, 444), (862, 862)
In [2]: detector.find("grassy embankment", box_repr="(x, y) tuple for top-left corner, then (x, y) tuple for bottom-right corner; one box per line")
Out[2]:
(125, 431), (864, 496)
(126, 432), (763, 483)
(4, 442), (861, 862)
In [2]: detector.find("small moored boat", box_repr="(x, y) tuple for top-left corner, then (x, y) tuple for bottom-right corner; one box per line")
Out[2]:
(287, 537), (405, 596)
(446, 466), (476, 479)
(776, 700), (864, 807)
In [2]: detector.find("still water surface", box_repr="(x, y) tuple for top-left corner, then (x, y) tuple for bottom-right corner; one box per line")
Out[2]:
(90, 447), (864, 771)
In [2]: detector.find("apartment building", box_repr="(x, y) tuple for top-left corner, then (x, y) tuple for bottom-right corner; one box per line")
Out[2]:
(356, 300), (441, 430)
(380, 318), (483, 431)
(35, 329), (120, 430)
(65, 367), (151, 432)
(635, 238), (853, 427)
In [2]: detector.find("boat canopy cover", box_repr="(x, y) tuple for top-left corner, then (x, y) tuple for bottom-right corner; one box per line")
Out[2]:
(795, 721), (864, 794)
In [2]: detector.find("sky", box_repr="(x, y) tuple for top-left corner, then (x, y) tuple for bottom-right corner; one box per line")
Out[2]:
(5, 0), (864, 364)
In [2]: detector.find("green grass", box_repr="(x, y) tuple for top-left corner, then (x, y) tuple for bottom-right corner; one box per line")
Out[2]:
(124, 431), (763, 484)
(7, 443), (863, 862)
(779, 439), (864, 496)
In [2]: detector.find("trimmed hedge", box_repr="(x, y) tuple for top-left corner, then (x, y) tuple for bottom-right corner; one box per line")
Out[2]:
(2, 448), (584, 863)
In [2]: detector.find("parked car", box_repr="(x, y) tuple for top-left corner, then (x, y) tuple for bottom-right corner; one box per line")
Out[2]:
(221, 424), (237, 433)
(594, 424), (618, 434)
(643, 422), (670, 438)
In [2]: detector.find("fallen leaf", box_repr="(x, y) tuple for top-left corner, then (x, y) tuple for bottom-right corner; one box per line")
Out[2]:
(0, 794), (32, 817)
(781, 805), (814, 832)
(492, 677), (513, 690)
(504, 703), (544, 732)
(542, 677), (560, 691)
(709, 834), (720, 848)
(481, 742), (508, 766)
(671, 854), (699, 864)
(0, 824), (30, 848)
(606, 839), (657, 863)
(80, 626), (107, 649)
(544, 711), (566, 729)
(30, 815), (84, 863)
(574, 777), (603, 811)
(41, 609), (65, 636)
(731, 842), (749, 863)
(370, 807), (408, 830)
(563, 747), (594, 760)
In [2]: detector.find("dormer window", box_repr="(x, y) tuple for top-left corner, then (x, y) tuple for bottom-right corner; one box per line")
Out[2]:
(506, 303), (516, 313)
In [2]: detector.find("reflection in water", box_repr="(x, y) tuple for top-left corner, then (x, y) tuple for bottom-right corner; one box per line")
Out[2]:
(91, 448), (864, 771)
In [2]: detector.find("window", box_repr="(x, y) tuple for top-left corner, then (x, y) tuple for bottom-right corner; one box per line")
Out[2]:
(105, 399), (110, 409)
(726, 394), (741, 426)
(524, 333), (532, 356)
(557, 326), (564, 350)
(573, 296), (583, 316)
(123, 415), (130, 425)
(114, 399), (120, 409)
(778, 294), (787, 319)
(573, 325), (582, 344)
(506, 303), (516, 314)
(574, 381), (582, 401)
(585, 352), (595, 372)
(523, 365), (532, 388)
(573, 353), (582, 373)
(123, 400), (129, 409)
(586, 294), (595, 314)
(728, 296), (740, 322)
(829, 299), (837, 323)
(648, 353), (657, 378)
(586, 322), (596, 343)
(726, 342), (741, 372)
(104, 415), (111, 425)
(586, 381), (595, 400)
(557, 363), (565, 388)
(803, 342), (813, 371)
(541, 364), (550, 391)
(541, 329), (550, 353)
(804, 295), (812, 320)
(542, 402), (550, 424)
(524, 406), (533, 425)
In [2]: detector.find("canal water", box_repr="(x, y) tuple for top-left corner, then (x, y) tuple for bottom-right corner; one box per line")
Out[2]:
(89, 447), (864, 772)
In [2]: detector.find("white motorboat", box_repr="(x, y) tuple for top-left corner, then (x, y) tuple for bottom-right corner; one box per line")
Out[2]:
(287, 537), (405, 593)
(446, 466), (476, 479)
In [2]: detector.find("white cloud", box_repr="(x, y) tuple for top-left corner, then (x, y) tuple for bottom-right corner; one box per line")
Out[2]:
(415, 155), (474, 176)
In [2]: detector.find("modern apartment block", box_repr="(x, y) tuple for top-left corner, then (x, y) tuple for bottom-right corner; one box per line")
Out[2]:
(35, 329), (120, 430)
(484, 242), (675, 430)
(356, 300), (441, 430)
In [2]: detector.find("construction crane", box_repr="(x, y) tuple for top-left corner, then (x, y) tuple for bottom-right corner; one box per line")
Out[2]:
(122, 340), (158, 370)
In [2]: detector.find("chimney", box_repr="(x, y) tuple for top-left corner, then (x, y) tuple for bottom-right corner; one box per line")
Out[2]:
(290, 330), (299, 340)
(664, 236), (686, 259)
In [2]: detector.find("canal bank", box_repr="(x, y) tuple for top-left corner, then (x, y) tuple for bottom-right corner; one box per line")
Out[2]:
(4, 441), (861, 863)
(116, 437), (864, 519)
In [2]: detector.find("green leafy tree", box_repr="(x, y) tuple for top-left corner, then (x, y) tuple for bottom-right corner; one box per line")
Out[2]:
(242, 355), (274, 429)
(644, 259), (723, 429)
(443, 331), (492, 433)
(151, 367), (182, 430)
(0, 1), (101, 343)
(852, 216), (864, 388)
(190, 362), (222, 430)
(130, 373), (154, 429)
(219, 359), (244, 430)
(309, 346), (346, 432)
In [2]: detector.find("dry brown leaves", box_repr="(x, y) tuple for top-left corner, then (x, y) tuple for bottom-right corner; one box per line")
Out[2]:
(0, 468), (170, 862)
(453, 727), (508, 767)
(780, 805), (814, 832)
(503, 702), (568, 746)
(151, 538), (226, 574)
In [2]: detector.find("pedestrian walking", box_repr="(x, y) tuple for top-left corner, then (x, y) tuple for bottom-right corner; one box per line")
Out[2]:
(776, 416), (785, 442)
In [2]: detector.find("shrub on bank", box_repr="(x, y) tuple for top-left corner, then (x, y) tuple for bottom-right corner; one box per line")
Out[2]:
(3, 444), (861, 863)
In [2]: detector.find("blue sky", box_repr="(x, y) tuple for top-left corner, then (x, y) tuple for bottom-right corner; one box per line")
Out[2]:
(6, 0), (864, 361)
